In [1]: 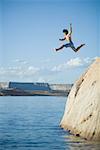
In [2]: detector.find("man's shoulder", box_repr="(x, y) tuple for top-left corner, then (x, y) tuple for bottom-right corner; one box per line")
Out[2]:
(68, 33), (71, 37)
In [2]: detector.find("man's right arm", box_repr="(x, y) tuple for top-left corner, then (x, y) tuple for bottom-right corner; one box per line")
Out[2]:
(59, 37), (66, 41)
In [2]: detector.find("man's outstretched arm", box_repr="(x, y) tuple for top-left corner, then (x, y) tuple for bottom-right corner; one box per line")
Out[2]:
(59, 37), (66, 41)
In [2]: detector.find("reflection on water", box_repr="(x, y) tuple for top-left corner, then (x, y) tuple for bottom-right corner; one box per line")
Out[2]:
(0, 96), (100, 150)
(64, 134), (100, 150)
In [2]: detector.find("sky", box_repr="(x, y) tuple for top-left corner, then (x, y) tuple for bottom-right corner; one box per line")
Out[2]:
(0, 0), (100, 83)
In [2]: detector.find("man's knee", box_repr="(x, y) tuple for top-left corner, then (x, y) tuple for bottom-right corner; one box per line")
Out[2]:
(71, 46), (76, 52)
(61, 45), (65, 48)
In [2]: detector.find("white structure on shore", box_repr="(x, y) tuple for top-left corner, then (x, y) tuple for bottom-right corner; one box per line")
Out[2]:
(49, 84), (72, 92)
(0, 82), (9, 89)
(60, 58), (100, 141)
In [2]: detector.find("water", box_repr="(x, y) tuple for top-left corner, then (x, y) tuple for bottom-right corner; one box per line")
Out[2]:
(0, 96), (100, 150)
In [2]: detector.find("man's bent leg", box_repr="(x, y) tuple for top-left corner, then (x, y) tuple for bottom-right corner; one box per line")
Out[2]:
(70, 41), (76, 52)
(75, 44), (85, 52)
(71, 46), (76, 52)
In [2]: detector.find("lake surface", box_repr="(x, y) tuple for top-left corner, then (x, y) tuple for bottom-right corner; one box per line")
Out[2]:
(0, 96), (100, 150)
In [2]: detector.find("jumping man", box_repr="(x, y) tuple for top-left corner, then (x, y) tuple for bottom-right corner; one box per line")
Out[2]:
(54, 23), (85, 52)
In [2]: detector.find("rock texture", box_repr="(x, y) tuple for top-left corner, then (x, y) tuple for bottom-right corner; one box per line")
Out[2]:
(60, 58), (100, 141)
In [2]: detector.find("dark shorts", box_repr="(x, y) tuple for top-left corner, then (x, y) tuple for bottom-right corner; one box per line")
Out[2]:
(64, 41), (76, 51)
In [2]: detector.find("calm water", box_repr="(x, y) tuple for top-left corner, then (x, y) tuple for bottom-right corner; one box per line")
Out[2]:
(0, 96), (100, 150)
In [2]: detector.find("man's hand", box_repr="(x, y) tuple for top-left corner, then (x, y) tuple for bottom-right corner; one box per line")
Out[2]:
(70, 23), (72, 27)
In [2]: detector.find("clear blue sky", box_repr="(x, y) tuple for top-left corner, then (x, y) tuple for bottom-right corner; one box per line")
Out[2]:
(0, 0), (99, 83)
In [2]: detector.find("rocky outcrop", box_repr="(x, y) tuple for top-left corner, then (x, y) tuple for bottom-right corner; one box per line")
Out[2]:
(60, 58), (100, 141)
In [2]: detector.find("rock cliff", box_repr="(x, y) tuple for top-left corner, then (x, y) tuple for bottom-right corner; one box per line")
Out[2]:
(60, 58), (100, 141)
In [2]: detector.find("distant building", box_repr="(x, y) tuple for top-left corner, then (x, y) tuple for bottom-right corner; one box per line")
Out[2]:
(0, 82), (9, 89)
(50, 84), (73, 92)
(9, 82), (51, 91)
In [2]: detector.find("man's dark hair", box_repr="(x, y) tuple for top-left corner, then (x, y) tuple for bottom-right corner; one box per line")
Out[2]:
(63, 29), (68, 35)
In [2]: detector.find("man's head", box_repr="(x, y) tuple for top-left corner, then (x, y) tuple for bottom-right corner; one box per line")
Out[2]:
(63, 29), (68, 35)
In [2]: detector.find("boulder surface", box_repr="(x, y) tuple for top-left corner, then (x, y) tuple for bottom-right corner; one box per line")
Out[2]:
(60, 58), (100, 140)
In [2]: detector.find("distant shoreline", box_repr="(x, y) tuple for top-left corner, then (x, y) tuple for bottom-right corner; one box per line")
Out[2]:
(0, 82), (73, 96)
(0, 88), (69, 97)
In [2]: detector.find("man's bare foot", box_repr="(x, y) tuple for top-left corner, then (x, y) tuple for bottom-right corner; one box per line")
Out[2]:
(54, 48), (57, 51)
(54, 48), (59, 51)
